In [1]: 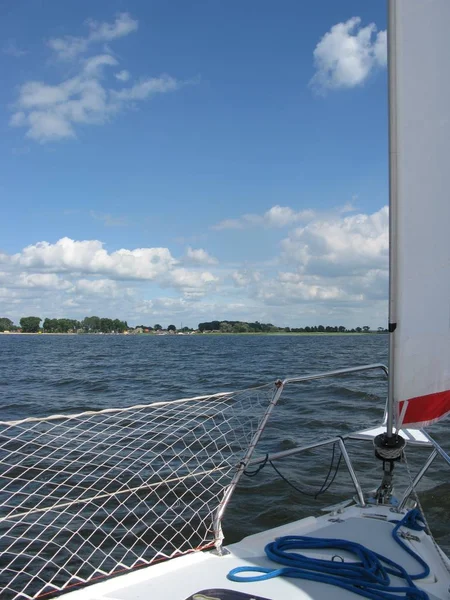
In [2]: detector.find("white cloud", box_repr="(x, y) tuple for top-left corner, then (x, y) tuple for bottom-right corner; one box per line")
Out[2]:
(11, 64), (180, 142)
(373, 30), (387, 67)
(0, 237), (218, 302)
(48, 13), (138, 61)
(225, 207), (388, 321)
(0, 206), (390, 328)
(281, 206), (388, 275)
(135, 297), (189, 315)
(9, 237), (177, 280)
(74, 278), (120, 295)
(166, 268), (218, 298)
(0, 272), (70, 290)
(115, 70), (130, 82)
(232, 270), (261, 287)
(184, 246), (218, 265)
(83, 54), (118, 75)
(310, 17), (386, 93)
(10, 15), (183, 143)
(256, 273), (363, 305)
(213, 205), (314, 230)
(111, 75), (179, 101)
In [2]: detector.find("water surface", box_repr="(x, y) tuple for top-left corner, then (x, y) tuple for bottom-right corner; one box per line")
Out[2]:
(0, 333), (448, 554)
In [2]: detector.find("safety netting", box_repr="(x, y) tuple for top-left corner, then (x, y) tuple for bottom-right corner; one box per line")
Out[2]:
(0, 384), (275, 599)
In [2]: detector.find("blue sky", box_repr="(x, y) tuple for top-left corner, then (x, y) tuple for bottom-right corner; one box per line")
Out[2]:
(0, 1), (389, 328)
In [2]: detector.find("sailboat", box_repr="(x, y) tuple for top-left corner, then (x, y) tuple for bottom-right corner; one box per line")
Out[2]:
(1, 0), (450, 598)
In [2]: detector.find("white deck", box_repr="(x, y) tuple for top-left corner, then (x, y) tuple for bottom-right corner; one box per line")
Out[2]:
(350, 426), (432, 445)
(62, 504), (450, 600)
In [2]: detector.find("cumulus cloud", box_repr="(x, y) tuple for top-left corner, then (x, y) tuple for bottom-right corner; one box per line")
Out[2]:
(0, 206), (389, 327)
(310, 17), (386, 93)
(256, 273), (363, 305)
(213, 205), (315, 230)
(74, 278), (117, 294)
(281, 206), (388, 275)
(0, 272), (71, 290)
(48, 13), (138, 61)
(226, 206), (389, 320)
(232, 270), (261, 287)
(10, 14), (183, 142)
(8, 237), (177, 280)
(0, 237), (218, 302)
(184, 247), (218, 265)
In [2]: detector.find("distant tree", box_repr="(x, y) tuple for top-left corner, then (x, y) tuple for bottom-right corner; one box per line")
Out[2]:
(362, 326), (371, 332)
(82, 316), (101, 333)
(317, 325), (325, 332)
(356, 327), (362, 333)
(167, 324), (177, 332)
(57, 319), (72, 333)
(232, 323), (250, 333)
(338, 326), (346, 332)
(377, 326), (385, 332)
(154, 324), (162, 331)
(43, 318), (54, 332)
(113, 319), (128, 333)
(100, 318), (114, 333)
(20, 316), (41, 333)
(0, 317), (15, 331)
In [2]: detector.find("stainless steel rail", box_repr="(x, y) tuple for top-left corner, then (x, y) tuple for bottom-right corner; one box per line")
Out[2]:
(398, 449), (439, 511)
(246, 436), (366, 506)
(212, 381), (285, 553)
(421, 430), (450, 467)
(213, 363), (389, 552)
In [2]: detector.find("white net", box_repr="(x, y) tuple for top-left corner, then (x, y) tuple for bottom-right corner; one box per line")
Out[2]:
(0, 384), (275, 600)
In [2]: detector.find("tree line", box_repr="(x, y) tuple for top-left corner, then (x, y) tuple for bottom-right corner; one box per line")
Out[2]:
(0, 316), (128, 334)
(198, 321), (386, 333)
(0, 316), (387, 335)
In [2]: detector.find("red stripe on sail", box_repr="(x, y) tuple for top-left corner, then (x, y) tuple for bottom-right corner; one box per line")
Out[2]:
(398, 389), (450, 428)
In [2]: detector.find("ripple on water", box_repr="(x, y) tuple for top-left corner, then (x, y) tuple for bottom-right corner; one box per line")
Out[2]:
(0, 333), (448, 554)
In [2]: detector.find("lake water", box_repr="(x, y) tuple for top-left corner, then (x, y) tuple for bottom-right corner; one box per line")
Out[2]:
(0, 333), (448, 565)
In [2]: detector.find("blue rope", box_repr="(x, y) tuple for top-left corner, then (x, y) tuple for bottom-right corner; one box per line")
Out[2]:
(227, 509), (429, 600)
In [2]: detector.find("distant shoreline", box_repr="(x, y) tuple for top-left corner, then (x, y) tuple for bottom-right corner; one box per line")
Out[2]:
(0, 331), (384, 336)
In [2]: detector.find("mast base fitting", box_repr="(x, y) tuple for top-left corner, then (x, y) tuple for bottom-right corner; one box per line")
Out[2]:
(374, 433), (406, 461)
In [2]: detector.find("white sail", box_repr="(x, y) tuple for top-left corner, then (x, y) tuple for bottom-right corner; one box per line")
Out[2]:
(390, 0), (450, 428)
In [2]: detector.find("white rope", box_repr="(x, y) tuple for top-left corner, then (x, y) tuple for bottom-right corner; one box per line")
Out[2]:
(0, 465), (230, 524)
(0, 391), (233, 427)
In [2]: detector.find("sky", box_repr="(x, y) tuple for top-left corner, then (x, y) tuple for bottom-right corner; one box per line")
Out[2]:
(0, 0), (389, 329)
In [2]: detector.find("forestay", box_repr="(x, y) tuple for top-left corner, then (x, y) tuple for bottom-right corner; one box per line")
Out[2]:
(389, 0), (450, 428)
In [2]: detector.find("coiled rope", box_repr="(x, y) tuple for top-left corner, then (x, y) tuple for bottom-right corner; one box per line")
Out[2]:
(227, 509), (429, 600)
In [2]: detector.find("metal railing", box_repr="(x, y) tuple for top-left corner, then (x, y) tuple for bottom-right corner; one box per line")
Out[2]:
(213, 362), (450, 552)
(213, 363), (390, 552)
(2, 360), (446, 598)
